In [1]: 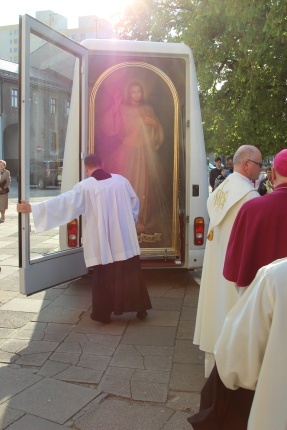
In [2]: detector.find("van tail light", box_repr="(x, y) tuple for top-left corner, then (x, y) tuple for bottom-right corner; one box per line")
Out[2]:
(67, 219), (78, 247)
(194, 217), (204, 245)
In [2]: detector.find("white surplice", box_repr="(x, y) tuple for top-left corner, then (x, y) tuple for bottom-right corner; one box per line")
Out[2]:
(215, 257), (287, 430)
(193, 172), (259, 375)
(31, 174), (140, 267)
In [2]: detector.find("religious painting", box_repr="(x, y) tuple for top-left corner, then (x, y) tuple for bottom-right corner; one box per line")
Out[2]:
(89, 61), (180, 256)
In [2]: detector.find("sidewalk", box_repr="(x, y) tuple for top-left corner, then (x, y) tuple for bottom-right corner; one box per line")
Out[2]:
(0, 186), (204, 430)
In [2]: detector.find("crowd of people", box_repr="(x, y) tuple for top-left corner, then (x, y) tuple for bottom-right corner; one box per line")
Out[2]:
(190, 147), (287, 429)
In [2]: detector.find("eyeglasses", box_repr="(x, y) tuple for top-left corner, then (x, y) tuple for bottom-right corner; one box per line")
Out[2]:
(248, 159), (263, 168)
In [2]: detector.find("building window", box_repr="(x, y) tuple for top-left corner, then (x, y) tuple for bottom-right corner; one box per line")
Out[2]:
(50, 98), (56, 114)
(49, 131), (58, 154)
(11, 89), (18, 108)
(65, 100), (70, 117)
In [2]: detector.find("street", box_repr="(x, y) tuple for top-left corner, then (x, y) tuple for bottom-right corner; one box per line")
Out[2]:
(0, 180), (204, 430)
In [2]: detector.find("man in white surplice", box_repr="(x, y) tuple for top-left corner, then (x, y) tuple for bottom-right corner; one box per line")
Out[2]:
(17, 154), (151, 323)
(193, 145), (262, 377)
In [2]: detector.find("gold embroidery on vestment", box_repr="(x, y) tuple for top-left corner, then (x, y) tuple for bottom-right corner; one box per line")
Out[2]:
(214, 179), (230, 211)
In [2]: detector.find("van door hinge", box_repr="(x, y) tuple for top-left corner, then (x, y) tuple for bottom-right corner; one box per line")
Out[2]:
(187, 120), (190, 127)
(186, 215), (190, 223)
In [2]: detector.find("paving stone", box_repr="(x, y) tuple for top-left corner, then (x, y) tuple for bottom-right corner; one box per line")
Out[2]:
(131, 380), (168, 402)
(0, 404), (25, 430)
(167, 391), (200, 413)
(121, 326), (177, 347)
(162, 410), (192, 430)
(55, 342), (83, 354)
(7, 378), (98, 424)
(4, 414), (66, 429)
(183, 294), (199, 307)
(136, 345), (174, 356)
(54, 365), (103, 384)
(0, 328), (17, 339)
(37, 360), (70, 378)
(169, 363), (205, 392)
(164, 287), (186, 299)
(109, 349), (144, 369)
(64, 332), (90, 346)
(15, 352), (51, 366)
(74, 398), (174, 430)
(132, 369), (170, 384)
(49, 352), (80, 365)
(173, 339), (204, 365)
(11, 328), (45, 341)
(34, 306), (82, 324)
(105, 366), (135, 379)
(78, 354), (111, 371)
(86, 333), (121, 347)
(0, 297), (51, 313)
(130, 310), (180, 327)
(0, 311), (36, 328)
(82, 343), (115, 356)
(144, 355), (173, 371)
(0, 351), (18, 364)
(97, 375), (131, 398)
(27, 288), (63, 301)
(177, 320), (194, 340)
(49, 294), (91, 310)
(150, 297), (183, 311)
(0, 291), (19, 305)
(180, 306), (197, 321)
(43, 323), (74, 342)
(74, 316), (128, 335)
(0, 338), (29, 353)
(0, 367), (42, 404)
(17, 340), (59, 356)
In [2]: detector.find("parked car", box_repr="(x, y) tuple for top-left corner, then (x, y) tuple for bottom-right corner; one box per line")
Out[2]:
(29, 160), (63, 189)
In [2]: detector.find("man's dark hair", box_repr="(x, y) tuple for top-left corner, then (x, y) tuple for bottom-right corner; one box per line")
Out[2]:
(84, 154), (103, 169)
(215, 157), (222, 162)
(227, 155), (233, 161)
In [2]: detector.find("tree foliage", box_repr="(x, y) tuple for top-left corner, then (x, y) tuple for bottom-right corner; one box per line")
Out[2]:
(115, 0), (287, 157)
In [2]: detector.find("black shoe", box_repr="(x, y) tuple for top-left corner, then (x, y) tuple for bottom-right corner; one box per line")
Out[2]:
(136, 311), (148, 320)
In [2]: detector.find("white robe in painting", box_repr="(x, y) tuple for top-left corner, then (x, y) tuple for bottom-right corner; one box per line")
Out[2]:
(215, 257), (287, 430)
(193, 172), (259, 376)
(31, 174), (140, 267)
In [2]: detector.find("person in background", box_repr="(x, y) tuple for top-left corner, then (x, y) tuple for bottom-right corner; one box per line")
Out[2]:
(17, 154), (151, 324)
(213, 166), (227, 190)
(193, 145), (262, 377)
(224, 155), (234, 177)
(0, 160), (11, 223)
(257, 165), (274, 195)
(209, 156), (222, 191)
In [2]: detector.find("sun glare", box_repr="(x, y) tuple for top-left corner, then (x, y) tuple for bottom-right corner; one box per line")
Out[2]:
(82, 0), (135, 21)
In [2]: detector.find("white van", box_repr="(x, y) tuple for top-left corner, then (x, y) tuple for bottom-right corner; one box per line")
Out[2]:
(19, 15), (208, 295)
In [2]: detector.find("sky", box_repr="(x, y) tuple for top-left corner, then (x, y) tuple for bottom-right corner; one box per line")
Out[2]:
(0, 0), (135, 28)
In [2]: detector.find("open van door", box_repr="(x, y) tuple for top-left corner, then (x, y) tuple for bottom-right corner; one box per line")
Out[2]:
(19, 15), (88, 295)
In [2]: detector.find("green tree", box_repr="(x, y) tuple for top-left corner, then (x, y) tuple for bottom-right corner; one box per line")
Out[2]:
(115, 0), (287, 157)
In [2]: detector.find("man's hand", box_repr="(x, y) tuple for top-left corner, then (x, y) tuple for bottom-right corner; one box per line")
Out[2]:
(17, 201), (32, 213)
